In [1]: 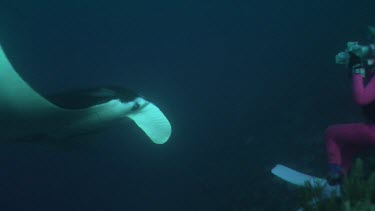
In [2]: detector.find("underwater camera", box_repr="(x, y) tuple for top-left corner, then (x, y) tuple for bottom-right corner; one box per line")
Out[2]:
(336, 42), (375, 68)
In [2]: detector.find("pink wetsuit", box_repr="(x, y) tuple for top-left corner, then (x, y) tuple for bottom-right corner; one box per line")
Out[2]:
(325, 73), (375, 172)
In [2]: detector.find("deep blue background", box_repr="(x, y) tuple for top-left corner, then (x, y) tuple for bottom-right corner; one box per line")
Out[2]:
(0, 0), (375, 210)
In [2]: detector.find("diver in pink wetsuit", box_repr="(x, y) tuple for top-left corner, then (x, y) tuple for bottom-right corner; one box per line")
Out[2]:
(326, 42), (375, 185)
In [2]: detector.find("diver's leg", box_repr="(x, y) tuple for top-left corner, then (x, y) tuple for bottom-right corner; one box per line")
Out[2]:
(325, 125), (344, 166)
(325, 123), (375, 184)
(325, 123), (375, 168)
(340, 144), (363, 171)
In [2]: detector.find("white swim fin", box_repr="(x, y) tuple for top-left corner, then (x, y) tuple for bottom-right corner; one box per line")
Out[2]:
(271, 164), (341, 197)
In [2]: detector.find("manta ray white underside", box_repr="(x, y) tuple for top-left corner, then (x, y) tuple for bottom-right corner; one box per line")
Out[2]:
(0, 44), (172, 144)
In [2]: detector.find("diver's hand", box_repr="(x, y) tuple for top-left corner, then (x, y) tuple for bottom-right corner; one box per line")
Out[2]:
(345, 52), (365, 78)
(348, 52), (366, 78)
(348, 52), (362, 69)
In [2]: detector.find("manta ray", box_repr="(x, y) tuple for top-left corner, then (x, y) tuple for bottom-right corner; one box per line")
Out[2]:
(0, 44), (172, 144)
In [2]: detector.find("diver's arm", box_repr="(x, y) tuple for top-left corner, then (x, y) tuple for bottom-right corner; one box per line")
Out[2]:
(349, 49), (375, 105)
(352, 73), (375, 105)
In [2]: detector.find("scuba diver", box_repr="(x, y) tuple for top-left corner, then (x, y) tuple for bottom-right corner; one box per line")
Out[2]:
(326, 35), (375, 185)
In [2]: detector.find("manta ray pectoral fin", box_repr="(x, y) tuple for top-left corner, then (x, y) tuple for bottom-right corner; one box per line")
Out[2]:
(127, 103), (172, 144)
(0, 44), (60, 114)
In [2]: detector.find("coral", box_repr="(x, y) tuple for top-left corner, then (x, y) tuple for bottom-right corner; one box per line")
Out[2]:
(299, 159), (375, 211)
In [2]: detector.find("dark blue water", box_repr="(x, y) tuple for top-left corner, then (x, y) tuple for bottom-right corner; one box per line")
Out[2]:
(0, 1), (375, 210)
